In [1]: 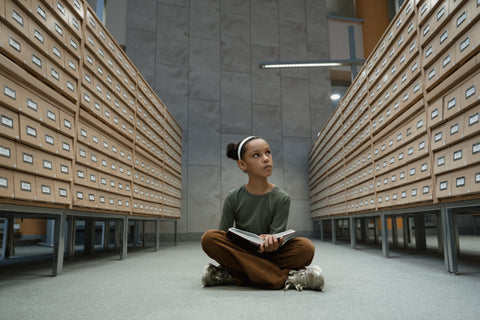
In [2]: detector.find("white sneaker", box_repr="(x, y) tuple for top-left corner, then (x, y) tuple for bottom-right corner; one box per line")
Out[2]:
(284, 265), (324, 291)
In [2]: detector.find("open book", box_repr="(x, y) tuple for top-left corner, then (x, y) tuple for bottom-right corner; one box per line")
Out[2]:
(227, 227), (296, 250)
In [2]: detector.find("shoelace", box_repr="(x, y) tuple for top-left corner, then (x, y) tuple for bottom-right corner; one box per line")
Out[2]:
(283, 269), (308, 291)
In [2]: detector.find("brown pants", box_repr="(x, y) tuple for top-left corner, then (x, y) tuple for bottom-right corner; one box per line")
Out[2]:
(201, 229), (315, 290)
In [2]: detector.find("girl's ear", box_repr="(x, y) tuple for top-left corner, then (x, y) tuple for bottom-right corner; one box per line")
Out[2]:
(237, 159), (247, 172)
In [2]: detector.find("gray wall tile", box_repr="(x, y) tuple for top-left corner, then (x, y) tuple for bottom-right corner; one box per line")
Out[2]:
(190, 4), (221, 40)
(221, 71), (251, 133)
(279, 0), (306, 23)
(187, 165), (221, 232)
(127, 0), (157, 31)
(188, 99), (221, 166)
(221, 13), (250, 73)
(222, 0), (249, 15)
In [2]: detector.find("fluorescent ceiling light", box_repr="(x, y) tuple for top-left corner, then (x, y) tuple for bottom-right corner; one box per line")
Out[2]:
(331, 93), (341, 100)
(261, 62), (342, 68)
(259, 59), (365, 69)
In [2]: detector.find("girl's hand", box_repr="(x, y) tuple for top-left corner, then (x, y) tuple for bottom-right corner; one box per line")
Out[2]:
(258, 234), (284, 253)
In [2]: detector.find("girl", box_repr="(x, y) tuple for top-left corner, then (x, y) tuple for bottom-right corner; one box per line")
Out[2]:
(201, 136), (324, 291)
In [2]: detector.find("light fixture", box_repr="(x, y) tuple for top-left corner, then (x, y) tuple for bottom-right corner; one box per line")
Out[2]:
(259, 59), (364, 69)
(331, 93), (341, 101)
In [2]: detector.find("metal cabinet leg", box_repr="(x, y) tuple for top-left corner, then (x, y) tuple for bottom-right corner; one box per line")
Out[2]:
(441, 206), (458, 273)
(381, 214), (389, 258)
(392, 216), (398, 249)
(155, 219), (160, 252)
(174, 220), (177, 246)
(414, 214), (427, 250)
(52, 213), (66, 276)
(350, 217), (357, 249)
(331, 219), (337, 244)
(319, 220), (324, 240)
(120, 216), (128, 260)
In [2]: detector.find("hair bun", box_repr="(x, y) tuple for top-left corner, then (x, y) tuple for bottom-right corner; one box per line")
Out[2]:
(226, 142), (239, 160)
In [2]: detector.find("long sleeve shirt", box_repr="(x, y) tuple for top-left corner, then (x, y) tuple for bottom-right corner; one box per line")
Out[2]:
(218, 185), (290, 235)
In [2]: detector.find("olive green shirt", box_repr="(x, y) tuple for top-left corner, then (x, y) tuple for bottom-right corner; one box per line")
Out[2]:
(219, 185), (290, 235)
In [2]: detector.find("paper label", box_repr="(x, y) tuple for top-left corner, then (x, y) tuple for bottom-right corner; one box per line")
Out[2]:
(77, 170), (84, 178)
(411, 189), (417, 197)
(440, 181), (448, 190)
(456, 177), (465, 187)
(26, 126), (37, 137)
(440, 30), (448, 44)
(62, 142), (70, 151)
(55, 23), (63, 36)
(469, 113), (479, 126)
(91, 155), (97, 162)
(450, 124), (459, 135)
(12, 9), (24, 26)
(457, 11), (466, 27)
(67, 81), (74, 92)
(45, 135), (54, 145)
(423, 24), (430, 36)
(476, 173), (480, 183)
(435, 132), (443, 142)
(410, 168), (416, 176)
(79, 149), (86, 158)
(401, 191), (407, 198)
(1, 115), (13, 128)
(43, 160), (52, 170)
(453, 150), (463, 160)
(408, 147), (414, 155)
(61, 165), (68, 173)
(21, 152), (33, 164)
(460, 37), (470, 52)
(466, 85), (476, 99)
(50, 68), (59, 80)
(37, 5), (46, 19)
(53, 46), (61, 59)
(42, 185), (51, 194)
(76, 191), (83, 199)
(0, 177), (7, 188)
(443, 54), (451, 67)
(4, 85), (16, 100)
(425, 46), (433, 58)
(21, 181), (31, 191)
(398, 152), (404, 160)
(437, 6), (445, 21)
(59, 189), (67, 197)
(428, 68), (436, 80)
(88, 194), (95, 201)
(423, 186), (429, 194)
(473, 143), (480, 154)
(438, 157), (445, 166)
(431, 109), (439, 119)
(47, 110), (56, 121)
(421, 163), (428, 172)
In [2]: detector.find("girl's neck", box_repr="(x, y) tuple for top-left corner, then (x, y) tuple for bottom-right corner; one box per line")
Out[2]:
(245, 178), (275, 195)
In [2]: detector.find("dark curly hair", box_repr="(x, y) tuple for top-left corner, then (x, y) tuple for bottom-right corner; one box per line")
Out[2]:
(226, 136), (259, 160)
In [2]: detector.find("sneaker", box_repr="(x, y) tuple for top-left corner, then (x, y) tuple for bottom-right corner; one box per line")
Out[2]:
(201, 264), (236, 287)
(283, 265), (324, 291)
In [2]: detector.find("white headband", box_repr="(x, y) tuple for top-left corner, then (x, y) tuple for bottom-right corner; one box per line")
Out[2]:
(237, 136), (255, 160)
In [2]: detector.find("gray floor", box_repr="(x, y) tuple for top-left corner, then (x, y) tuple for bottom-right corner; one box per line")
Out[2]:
(1, 239), (480, 320)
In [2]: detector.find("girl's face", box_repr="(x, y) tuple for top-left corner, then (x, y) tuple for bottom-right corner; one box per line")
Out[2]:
(239, 139), (273, 177)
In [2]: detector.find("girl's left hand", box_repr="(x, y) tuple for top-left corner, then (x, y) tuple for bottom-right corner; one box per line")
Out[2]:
(258, 234), (284, 253)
